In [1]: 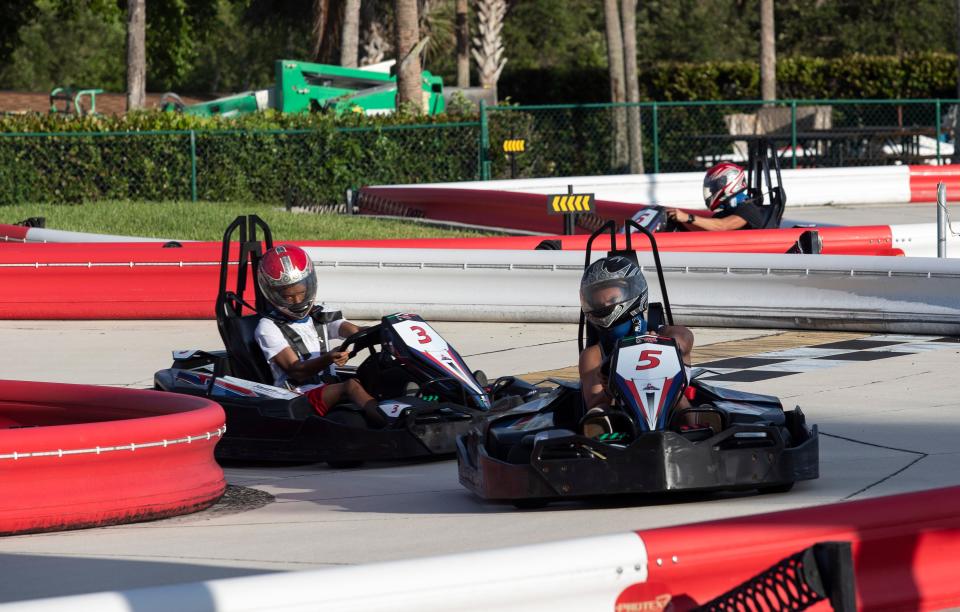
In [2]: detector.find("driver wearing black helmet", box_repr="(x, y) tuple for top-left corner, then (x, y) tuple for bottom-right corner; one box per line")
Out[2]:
(578, 255), (694, 437)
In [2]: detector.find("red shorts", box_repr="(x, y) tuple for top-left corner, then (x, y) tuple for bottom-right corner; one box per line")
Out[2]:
(305, 384), (330, 416)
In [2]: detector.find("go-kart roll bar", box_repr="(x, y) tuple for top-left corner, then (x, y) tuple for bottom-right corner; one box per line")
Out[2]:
(217, 215), (274, 316)
(578, 219), (674, 353)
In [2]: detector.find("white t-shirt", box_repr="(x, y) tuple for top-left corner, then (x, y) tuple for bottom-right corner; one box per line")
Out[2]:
(254, 308), (350, 389)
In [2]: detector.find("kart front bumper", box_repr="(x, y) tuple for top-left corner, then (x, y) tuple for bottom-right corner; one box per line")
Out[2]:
(457, 424), (819, 501)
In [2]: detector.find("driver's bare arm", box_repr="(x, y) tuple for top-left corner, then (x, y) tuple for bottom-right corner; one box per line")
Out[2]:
(579, 344), (612, 410)
(271, 346), (348, 380)
(665, 208), (747, 231)
(338, 321), (366, 337)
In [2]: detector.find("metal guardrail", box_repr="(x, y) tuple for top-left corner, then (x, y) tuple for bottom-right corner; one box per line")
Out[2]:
(302, 247), (960, 334)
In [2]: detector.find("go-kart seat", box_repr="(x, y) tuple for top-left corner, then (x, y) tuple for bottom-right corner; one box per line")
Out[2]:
(754, 186), (786, 230)
(216, 300), (274, 384)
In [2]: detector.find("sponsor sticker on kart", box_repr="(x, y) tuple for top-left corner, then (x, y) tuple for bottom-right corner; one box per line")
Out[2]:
(614, 339), (683, 431)
(378, 401), (412, 418)
(219, 376), (300, 399)
(391, 320), (486, 397)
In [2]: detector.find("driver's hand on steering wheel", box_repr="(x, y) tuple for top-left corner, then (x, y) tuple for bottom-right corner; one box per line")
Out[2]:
(666, 208), (695, 225)
(328, 350), (351, 366)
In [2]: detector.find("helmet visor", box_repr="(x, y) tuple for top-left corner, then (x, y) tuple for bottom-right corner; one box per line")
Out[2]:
(263, 275), (317, 319)
(580, 276), (648, 328)
(703, 174), (729, 206)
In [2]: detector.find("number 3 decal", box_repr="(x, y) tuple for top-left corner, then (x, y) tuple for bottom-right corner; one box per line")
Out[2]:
(635, 349), (662, 370)
(410, 325), (432, 344)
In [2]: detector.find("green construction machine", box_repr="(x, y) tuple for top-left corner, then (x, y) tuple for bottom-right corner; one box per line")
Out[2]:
(161, 59), (446, 117)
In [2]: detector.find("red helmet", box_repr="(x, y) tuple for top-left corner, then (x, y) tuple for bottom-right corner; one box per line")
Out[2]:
(257, 245), (317, 320)
(703, 162), (747, 211)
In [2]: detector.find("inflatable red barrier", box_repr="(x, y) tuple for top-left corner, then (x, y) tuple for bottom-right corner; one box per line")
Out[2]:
(0, 223), (905, 319)
(624, 486), (960, 610)
(0, 380), (225, 535)
(357, 186), (643, 235)
(909, 164), (960, 203)
(0, 224), (29, 242)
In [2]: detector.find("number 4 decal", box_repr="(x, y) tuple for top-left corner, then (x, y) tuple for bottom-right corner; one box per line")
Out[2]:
(410, 325), (432, 345)
(635, 349), (662, 370)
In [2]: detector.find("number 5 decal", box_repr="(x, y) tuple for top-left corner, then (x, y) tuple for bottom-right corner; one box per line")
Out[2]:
(410, 325), (432, 344)
(635, 349), (662, 370)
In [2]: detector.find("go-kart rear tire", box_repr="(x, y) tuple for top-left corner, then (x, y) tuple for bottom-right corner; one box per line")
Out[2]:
(512, 498), (548, 510)
(759, 482), (795, 494)
(324, 409), (368, 469)
(327, 460), (364, 469)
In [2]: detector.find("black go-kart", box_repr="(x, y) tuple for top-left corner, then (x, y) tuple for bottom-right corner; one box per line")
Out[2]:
(457, 219), (819, 507)
(154, 215), (540, 467)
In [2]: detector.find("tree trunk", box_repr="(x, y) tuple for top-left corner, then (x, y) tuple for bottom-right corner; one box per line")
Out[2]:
(394, 0), (423, 112)
(456, 0), (470, 87)
(621, 0), (643, 174)
(760, 0), (776, 102)
(125, 0), (146, 111)
(341, 0), (361, 67)
(472, 0), (507, 101)
(603, 0), (627, 170)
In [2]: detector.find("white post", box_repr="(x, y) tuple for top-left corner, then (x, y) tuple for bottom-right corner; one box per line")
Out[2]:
(938, 181), (948, 258)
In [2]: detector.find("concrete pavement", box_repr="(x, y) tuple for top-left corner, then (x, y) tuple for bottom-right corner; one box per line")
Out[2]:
(0, 320), (957, 603)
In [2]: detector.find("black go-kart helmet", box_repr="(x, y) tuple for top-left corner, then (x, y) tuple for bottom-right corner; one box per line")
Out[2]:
(579, 256), (649, 329)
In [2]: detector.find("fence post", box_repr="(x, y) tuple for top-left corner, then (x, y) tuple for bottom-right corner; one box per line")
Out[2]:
(935, 99), (942, 165)
(189, 130), (198, 202)
(652, 102), (659, 174)
(790, 100), (798, 169)
(479, 100), (491, 180)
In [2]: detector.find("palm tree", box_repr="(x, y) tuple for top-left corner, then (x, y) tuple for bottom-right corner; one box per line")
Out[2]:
(603, 0), (627, 169)
(456, 0), (469, 87)
(126, 0), (146, 110)
(472, 0), (507, 100)
(760, 0), (776, 101)
(395, 0), (422, 111)
(342, 0), (361, 67)
(621, 0), (643, 173)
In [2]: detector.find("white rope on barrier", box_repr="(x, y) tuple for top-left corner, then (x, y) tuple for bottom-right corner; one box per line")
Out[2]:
(0, 426), (226, 461)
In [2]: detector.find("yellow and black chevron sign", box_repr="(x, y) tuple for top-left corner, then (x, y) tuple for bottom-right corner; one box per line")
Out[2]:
(547, 193), (594, 214)
(502, 139), (526, 153)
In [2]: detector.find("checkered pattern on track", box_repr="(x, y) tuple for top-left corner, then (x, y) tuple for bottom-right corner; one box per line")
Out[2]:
(696, 335), (959, 383)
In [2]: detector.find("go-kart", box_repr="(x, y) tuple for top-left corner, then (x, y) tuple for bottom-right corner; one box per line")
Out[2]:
(154, 215), (540, 466)
(457, 219), (819, 506)
(627, 137), (788, 234)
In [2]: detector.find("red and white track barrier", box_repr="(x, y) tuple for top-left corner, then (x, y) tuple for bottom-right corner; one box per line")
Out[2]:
(0, 224), (177, 244)
(372, 163), (960, 208)
(0, 243), (958, 333)
(0, 380), (225, 535)
(10, 486), (960, 611)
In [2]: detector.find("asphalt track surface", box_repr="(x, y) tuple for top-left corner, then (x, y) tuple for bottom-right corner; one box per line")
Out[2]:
(1, 202), (959, 604)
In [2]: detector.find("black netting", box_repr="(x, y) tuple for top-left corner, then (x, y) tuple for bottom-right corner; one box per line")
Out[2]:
(695, 542), (855, 612)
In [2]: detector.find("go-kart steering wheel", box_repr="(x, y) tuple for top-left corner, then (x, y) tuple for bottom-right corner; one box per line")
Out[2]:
(338, 323), (383, 358)
(488, 375), (516, 398)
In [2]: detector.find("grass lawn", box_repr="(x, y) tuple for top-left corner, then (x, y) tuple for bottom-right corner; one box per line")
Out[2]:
(0, 201), (493, 241)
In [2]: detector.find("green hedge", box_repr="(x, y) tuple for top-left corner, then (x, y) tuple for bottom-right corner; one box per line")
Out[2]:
(500, 52), (960, 104)
(0, 110), (485, 205)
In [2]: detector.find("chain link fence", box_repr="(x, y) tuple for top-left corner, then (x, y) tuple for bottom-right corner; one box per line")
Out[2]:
(487, 99), (960, 178)
(0, 100), (957, 205)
